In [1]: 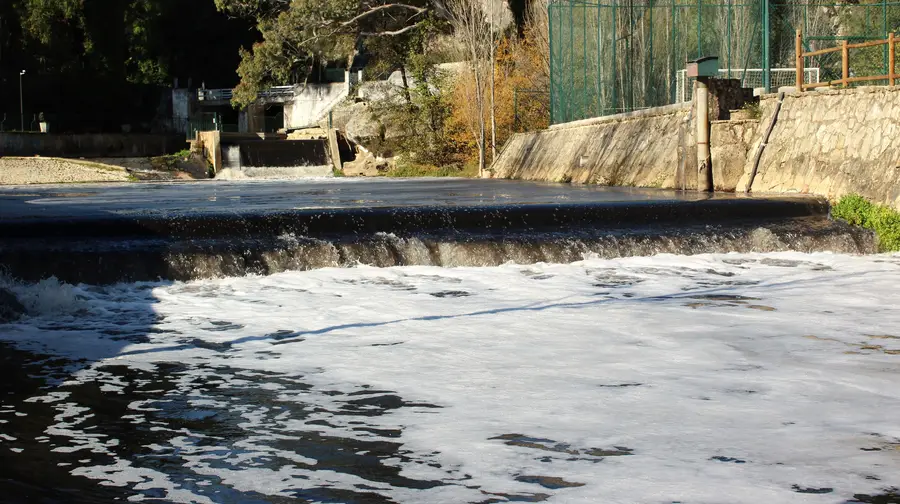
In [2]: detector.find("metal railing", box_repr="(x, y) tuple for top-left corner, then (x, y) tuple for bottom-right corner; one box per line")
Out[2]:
(198, 86), (296, 102)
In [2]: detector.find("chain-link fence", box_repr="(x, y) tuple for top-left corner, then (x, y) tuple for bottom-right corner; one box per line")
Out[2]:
(549, 0), (900, 124)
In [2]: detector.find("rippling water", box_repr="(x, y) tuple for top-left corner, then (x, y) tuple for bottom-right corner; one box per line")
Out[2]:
(1, 253), (899, 503)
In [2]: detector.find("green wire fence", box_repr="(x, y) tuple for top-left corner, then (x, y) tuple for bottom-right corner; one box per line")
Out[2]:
(549, 0), (900, 124)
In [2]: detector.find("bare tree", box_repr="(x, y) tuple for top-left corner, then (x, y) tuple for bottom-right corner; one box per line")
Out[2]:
(447, 0), (492, 176)
(490, 0), (497, 165)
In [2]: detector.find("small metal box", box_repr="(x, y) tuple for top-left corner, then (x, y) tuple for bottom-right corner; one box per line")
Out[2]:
(686, 56), (719, 78)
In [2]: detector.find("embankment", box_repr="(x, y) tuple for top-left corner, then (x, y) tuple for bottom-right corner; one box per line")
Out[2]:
(493, 104), (694, 189)
(495, 86), (900, 209)
(0, 132), (186, 158)
(735, 87), (900, 208)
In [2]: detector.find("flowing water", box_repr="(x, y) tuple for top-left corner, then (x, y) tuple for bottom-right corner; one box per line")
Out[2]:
(0, 180), (897, 503)
(1, 253), (899, 503)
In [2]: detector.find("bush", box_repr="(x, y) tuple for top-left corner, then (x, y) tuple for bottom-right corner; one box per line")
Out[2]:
(386, 159), (478, 178)
(832, 194), (900, 252)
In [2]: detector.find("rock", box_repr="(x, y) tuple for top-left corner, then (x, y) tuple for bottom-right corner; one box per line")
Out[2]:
(342, 151), (382, 177)
(0, 288), (26, 323)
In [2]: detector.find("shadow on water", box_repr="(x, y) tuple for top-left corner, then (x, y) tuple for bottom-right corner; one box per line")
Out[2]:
(0, 290), (451, 503)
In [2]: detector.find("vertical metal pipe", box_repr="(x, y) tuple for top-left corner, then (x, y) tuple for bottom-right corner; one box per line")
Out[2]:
(696, 78), (712, 192)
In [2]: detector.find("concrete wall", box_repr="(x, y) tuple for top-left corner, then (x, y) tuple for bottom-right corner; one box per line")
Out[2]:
(495, 85), (900, 208)
(492, 103), (696, 189)
(198, 130), (221, 174)
(711, 119), (759, 191)
(285, 83), (348, 130)
(736, 87), (900, 208)
(0, 133), (187, 158)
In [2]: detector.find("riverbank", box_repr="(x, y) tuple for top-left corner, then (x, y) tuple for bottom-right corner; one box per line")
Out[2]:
(0, 157), (131, 184)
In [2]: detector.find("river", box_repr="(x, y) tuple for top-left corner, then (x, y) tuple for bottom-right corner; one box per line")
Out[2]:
(1, 252), (898, 503)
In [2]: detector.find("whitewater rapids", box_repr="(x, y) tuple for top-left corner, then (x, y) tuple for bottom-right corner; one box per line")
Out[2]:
(1, 252), (898, 503)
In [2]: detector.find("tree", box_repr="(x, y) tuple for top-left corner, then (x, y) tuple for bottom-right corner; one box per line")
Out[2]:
(215, 0), (437, 108)
(2, 0), (253, 131)
(446, 0), (492, 176)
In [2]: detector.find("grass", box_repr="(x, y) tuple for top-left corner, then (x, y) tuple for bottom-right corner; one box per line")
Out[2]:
(151, 149), (193, 171)
(740, 101), (762, 120)
(385, 159), (479, 178)
(831, 194), (900, 252)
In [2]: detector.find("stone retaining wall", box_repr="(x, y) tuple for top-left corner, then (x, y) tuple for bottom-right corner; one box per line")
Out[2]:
(496, 86), (900, 209)
(736, 87), (900, 208)
(492, 103), (696, 189)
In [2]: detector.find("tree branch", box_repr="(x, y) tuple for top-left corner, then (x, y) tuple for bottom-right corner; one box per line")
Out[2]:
(359, 19), (427, 36)
(341, 3), (427, 27)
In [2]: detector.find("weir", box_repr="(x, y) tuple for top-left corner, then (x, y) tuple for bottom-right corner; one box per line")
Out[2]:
(0, 179), (872, 284)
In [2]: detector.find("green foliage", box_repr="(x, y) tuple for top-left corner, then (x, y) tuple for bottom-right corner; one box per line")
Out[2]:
(215, 0), (437, 108)
(832, 194), (900, 252)
(386, 158), (478, 178)
(741, 101), (762, 120)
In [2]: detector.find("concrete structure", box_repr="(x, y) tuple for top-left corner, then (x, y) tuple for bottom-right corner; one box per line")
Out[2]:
(0, 132), (186, 158)
(494, 85), (900, 209)
(735, 87), (900, 209)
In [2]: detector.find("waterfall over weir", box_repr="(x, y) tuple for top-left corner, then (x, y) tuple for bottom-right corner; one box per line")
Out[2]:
(0, 179), (873, 284)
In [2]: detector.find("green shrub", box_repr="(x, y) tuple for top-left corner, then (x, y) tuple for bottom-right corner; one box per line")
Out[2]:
(741, 101), (762, 120)
(832, 194), (900, 252)
(386, 159), (478, 178)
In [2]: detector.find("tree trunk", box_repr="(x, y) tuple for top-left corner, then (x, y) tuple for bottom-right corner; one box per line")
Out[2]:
(474, 65), (485, 176)
(489, 3), (496, 167)
(400, 66), (412, 105)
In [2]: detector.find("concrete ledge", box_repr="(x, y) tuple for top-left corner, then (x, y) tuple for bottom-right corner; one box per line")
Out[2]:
(548, 102), (692, 131)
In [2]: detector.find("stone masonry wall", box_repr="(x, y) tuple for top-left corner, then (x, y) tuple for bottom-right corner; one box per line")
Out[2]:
(492, 104), (697, 189)
(737, 87), (900, 208)
(710, 119), (759, 191)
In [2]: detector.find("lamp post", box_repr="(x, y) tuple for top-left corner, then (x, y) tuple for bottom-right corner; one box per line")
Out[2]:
(19, 70), (25, 131)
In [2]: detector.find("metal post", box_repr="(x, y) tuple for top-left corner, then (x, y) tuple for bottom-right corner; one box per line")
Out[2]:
(883, 0), (889, 75)
(670, 1), (676, 104)
(611, 0), (617, 111)
(762, 0), (771, 92)
(549, 3), (555, 123)
(697, 0), (702, 60)
(19, 70), (26, 131)
(695, 77), (712, 192)
(795, 29), (804, 91)
(648, 4), (654, 104)
(583, 3), (587, 119)
(727, 3), (732, 79)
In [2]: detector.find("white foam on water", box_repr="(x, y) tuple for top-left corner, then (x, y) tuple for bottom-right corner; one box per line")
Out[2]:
(1, 252), (899, 503)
